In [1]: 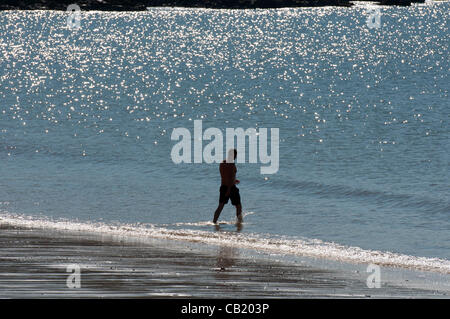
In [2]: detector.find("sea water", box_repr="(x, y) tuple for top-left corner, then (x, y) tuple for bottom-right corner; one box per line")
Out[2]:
(0, 3), (449, 272)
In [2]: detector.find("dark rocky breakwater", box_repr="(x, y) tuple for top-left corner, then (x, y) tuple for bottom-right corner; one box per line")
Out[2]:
(0, 0), (429, 10)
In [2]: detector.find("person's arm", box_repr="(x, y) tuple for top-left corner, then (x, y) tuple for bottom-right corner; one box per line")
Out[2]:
(227, 165), (239, 193)
(221, 163), (235, 196)
(220, 163), (229, 195)
(233, 165), (239, 185)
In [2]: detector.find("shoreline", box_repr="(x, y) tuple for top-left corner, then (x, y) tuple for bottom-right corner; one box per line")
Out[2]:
(1, 224), (448, 298)
(0, 0), (431, 11)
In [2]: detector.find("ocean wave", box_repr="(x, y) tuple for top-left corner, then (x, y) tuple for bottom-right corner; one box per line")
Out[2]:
(1, 212), (449, 274)
(264, 178), (450, 214)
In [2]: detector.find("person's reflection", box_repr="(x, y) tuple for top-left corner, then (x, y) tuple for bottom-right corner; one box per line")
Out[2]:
(214, 223), (243, 233)
(213, 223), (242, 275)
(215, 245), (239, 274)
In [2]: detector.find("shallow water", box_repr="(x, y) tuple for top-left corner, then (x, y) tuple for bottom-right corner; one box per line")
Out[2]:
(0, 3), (449, 268)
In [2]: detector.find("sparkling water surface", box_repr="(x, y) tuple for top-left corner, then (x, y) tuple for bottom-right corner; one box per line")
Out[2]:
(0, 4), (448, 261)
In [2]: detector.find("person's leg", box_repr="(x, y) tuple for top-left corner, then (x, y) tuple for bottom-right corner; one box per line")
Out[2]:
(213, 203), (225, 224)
(236, 204), (243, 223)
(230, 186), (243, 223)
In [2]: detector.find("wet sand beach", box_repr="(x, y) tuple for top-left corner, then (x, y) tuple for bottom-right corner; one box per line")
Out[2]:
(0, 224), (448, 298)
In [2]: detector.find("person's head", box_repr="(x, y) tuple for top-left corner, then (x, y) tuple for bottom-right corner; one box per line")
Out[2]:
(226, 148), (237, 163)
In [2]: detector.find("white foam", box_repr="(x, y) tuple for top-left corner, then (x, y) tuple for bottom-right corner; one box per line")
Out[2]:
(1, 212), (449, 274)
(170, 211), (255, 227)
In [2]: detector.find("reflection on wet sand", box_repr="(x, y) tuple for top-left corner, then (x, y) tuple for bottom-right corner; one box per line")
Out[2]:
(214, 222), (243, 233)
(216, 245), (239, 273)
(213, 222), (241, 277)
(0, 225), (445, 298)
